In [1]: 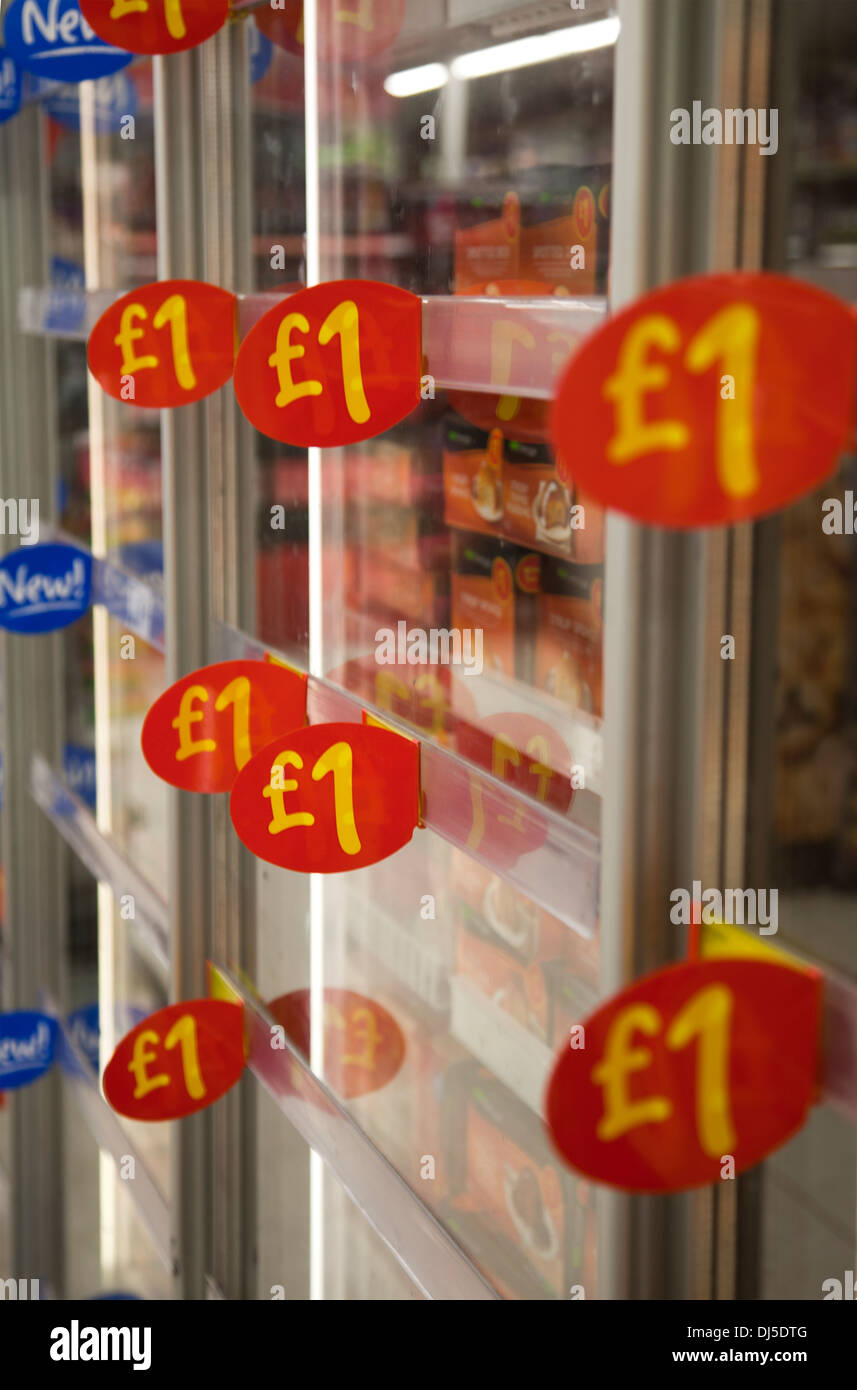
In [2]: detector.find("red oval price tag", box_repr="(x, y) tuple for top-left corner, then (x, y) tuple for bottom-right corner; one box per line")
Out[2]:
(234, 280), (421, 448)
(546, 958), (822, 1193)
(255, 0), (406, 62)
(230, 721), (420, 873)
(80, 0), (229, 55)
(142, 659), (307, 794)
(88, 279), (236, 409)
(103, 1000), (245, 1122)
(550, 271), (857, 528)
(268, 988), (405, 1098)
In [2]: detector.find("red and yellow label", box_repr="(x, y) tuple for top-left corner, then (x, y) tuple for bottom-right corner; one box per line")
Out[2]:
(229, 721), (420, 873)
(103, 1000), (245, 1121)
(234, 279), (421, 448)
(546, 958), (822, 1192)
(550, 271), (857, 528)
(255, 0), (406, 62)
(141, 659), (307, 794)
(81, 0), (229, 54)
(88, 279), (236, 408)
(267, 988), (405, 1099)
(456, 712), (574, 868)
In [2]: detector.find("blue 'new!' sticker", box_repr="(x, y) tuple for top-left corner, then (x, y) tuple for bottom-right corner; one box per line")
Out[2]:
(4, 0), (133, 83)
(0, 1011), (58, 1090)
(0, 542), (92, 633)
(0, 48), (23, 126)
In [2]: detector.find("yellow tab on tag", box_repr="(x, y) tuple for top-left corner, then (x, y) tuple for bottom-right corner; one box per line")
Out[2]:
(699, 919), (808, 975)
(207, 961), (257, 1059)
(362, 709), (424, 827)
(264, 650), (306, 683)
(207, 961), (241, 1006)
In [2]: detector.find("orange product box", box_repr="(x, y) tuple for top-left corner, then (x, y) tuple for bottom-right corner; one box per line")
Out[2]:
(449, 1074), (595, 1299)
(502, 436), (574, 555)
(450, 850), (566, 965)
(534, 557), (603, 718)
(360, 550), (449, 627)
(454, 191), (520, 291)
(455, 912), (554, 1044)
(545, 962), (599, 1051)
(443, 414), (504, 537)
(519, 204), (596, 296)
(451, 532), (540, 681)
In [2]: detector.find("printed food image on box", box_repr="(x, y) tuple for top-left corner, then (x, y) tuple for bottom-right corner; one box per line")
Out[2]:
(451, 849), (566, 965)
(443, 415), (504, 535)
(535, 558), (603, 717)
(455, 912), (554, 1043)
(446, 1074), (594, 1299)
(503, 436), (573, 554)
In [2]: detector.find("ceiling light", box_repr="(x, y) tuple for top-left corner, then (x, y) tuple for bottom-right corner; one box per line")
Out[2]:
(384, 63), (449, 98)
(450, 16), (620, 81)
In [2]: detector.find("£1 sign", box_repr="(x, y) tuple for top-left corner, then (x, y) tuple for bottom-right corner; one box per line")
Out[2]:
(234, 280), (422, 448)
(550, 272), (857, 528)
(545, 958), (822, 1192)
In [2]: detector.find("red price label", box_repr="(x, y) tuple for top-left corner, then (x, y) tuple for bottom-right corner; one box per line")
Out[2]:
(88, 279), (236, 408)
(454, 712), (574, 869)
(255, 0), (406, 62)
(81, 0), (229, 55)
(234, 280), (421, 448)
(230, 721), (420, 873)
(267, 988), (405, 1099)
(551, 271), (857, 528)
(142, 659), (307, 794)
(103, 1000), (245, 1122)
(546, 958), (822, 1192)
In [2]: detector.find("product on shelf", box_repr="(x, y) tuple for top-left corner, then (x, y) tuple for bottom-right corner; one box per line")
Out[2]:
(454, 191), (521, 291)
(450, 850), (566, 966)
(450, 531), (541, 681)
(443, 415), (504, 537)
(445, 1071), (595, 1299)
(503, 435), (573, 555)
(455, 912), (555, 1044)
(534, 557), (604, 718)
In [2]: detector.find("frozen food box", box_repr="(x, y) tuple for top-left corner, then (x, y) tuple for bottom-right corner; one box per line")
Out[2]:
(502, 435), (574, 555)
(516, 163), (611, 295)
(443, 414), (504, 537)
(446, 1072), (595, 1299)
(451, 531), (541, 681)
(454, 190), (520, 291)
(455, 911), (555, 1044)
(450, 850), (566, 966)
(534, 557), (604, 718)
(545, 961), (599, 1050)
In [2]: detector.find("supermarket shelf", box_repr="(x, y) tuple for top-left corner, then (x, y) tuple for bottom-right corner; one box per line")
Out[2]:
(31, 753), (170, 981)
(211, 963), (498, 1300)
(44, 994), (173, 1275)
(450, 974), (553, 1114)
(19, 287), (606, 398)
(215, 620), (600, 938)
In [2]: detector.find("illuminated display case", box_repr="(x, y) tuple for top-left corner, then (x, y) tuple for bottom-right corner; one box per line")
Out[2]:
(0, 0), (855, 1302)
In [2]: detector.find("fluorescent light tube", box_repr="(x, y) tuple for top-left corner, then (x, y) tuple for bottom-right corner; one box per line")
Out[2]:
(450, 16), (620, 81)
(384, 62), (449, 97)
